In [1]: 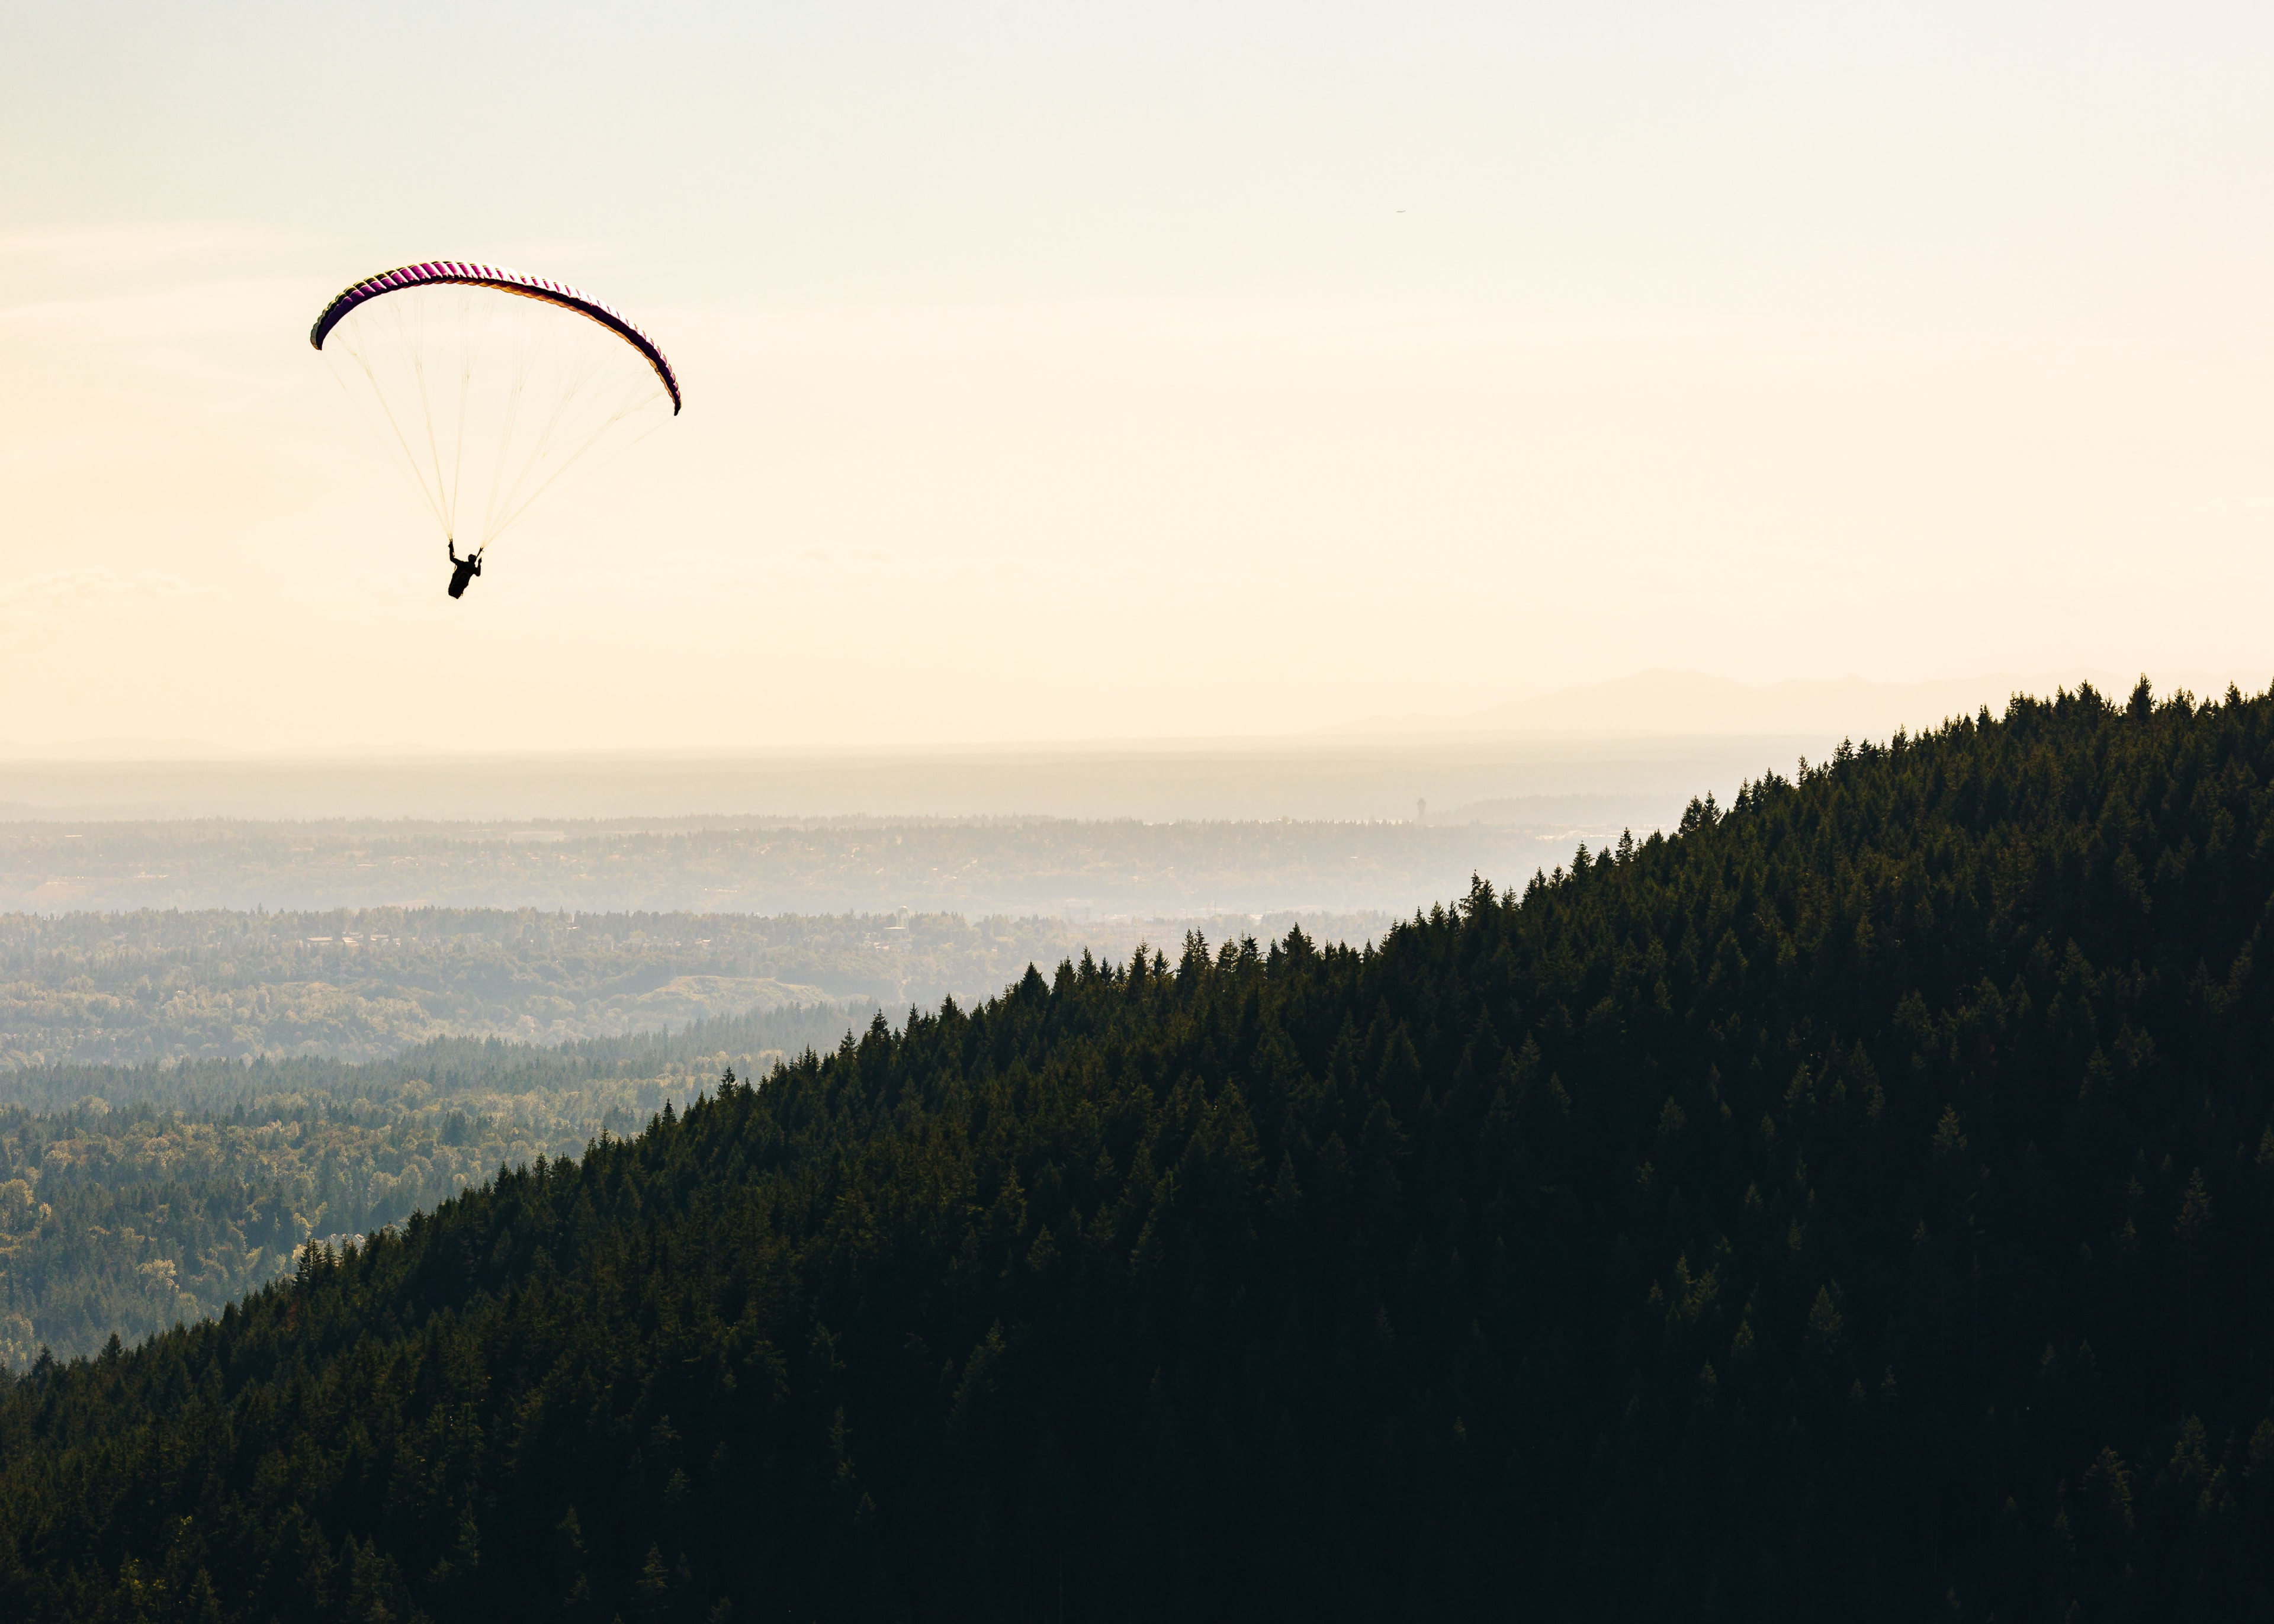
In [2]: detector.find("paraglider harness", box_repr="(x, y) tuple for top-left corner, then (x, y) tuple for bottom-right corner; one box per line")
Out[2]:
(446, 541), (483, 600)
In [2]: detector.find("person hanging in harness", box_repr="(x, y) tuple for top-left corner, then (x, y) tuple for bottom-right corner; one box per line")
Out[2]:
(446, 541), (483, 600)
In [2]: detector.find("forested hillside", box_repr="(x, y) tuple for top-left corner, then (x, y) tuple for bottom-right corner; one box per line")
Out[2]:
(3, 681), (2273, 1619)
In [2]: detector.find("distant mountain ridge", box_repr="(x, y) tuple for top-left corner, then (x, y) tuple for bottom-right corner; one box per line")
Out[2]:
(1328, 667), (2273, 741)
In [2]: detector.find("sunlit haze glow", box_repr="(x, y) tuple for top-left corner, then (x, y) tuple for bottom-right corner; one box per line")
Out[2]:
(6, 2), (2272, 754)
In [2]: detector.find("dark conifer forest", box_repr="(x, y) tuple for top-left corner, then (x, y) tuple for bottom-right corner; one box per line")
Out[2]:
(4, 680), (2274, 1620)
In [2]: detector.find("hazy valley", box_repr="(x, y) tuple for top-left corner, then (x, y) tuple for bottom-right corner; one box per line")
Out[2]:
(0, 902), (1394, 1067)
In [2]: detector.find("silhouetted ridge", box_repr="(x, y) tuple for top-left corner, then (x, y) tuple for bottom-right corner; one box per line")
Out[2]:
(2, 679), (2272, 1620)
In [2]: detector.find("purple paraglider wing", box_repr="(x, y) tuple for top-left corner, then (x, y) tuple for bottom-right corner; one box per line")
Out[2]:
(310, 261), (682, 414)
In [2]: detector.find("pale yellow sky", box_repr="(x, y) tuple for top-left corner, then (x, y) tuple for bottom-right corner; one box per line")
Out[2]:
(5, 3), (2272, 752)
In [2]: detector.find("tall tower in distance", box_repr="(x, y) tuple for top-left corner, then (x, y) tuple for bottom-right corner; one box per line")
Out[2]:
(1417, 798), (1428, 825)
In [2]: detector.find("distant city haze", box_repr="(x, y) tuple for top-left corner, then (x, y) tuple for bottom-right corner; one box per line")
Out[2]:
(7, 3), (2273, 755)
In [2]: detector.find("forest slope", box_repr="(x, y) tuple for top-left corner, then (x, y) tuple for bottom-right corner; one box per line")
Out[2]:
(1, 681), (2271, 1620)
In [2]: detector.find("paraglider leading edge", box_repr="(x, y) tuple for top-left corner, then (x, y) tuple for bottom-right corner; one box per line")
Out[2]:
(310, 261), (682, 414)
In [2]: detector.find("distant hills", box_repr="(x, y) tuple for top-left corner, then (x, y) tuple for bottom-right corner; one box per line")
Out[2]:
(29, 671), (2274, 828)
(0, 818), (1630, 918)
(1326, 666), (2274, 741)
(0, 906), (1399, 1069)
(0, 739), (1800, 824)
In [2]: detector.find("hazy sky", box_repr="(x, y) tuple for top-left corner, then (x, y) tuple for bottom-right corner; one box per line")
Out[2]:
(5, 1), (2272, 752)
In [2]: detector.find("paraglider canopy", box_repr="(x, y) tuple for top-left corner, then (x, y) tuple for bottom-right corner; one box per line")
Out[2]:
(310, 261), (681, 562)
